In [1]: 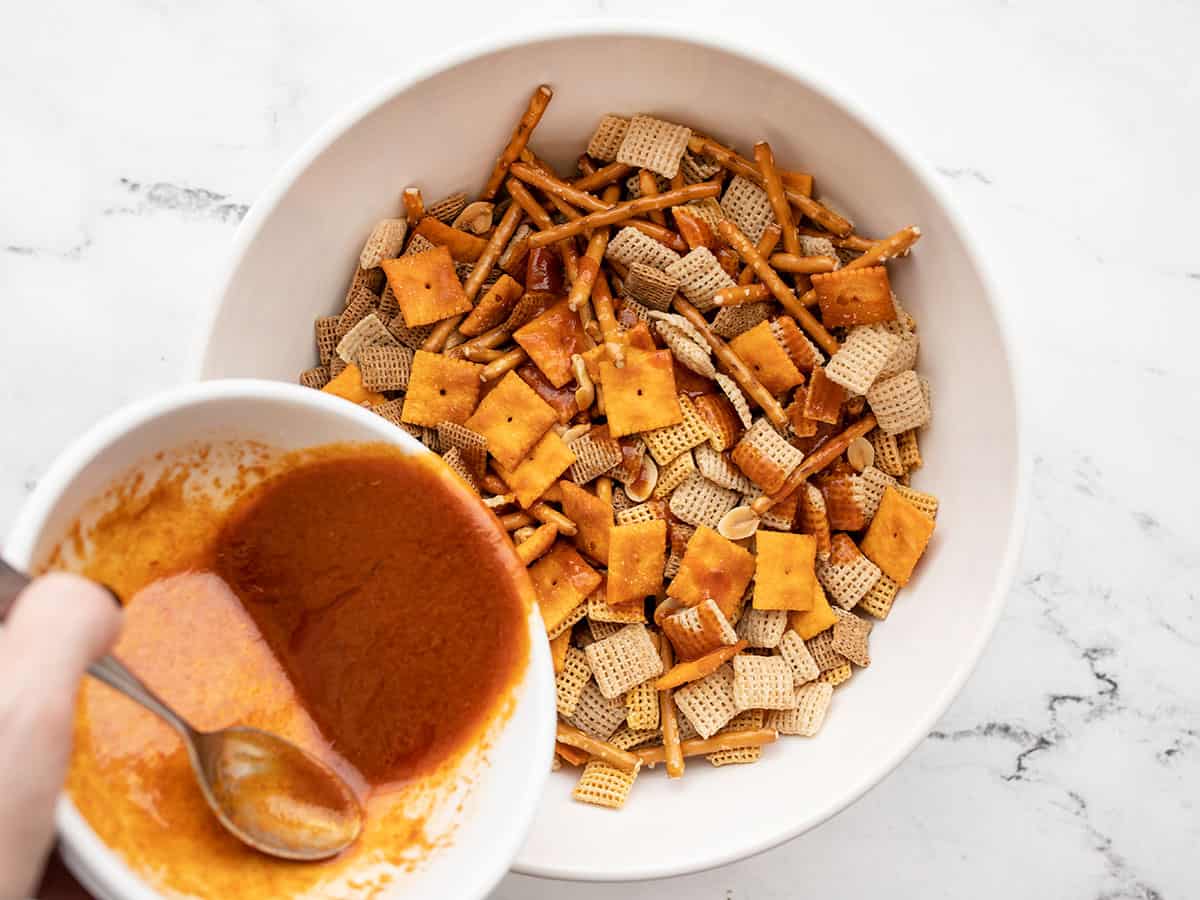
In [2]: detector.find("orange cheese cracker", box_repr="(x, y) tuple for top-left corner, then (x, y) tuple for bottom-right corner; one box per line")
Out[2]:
(859, 486), (935, 585)
(380, 246), (473, 327)
(607, 520), (667, 606)
(513, 299), (589, 389)
(550, 629), (572, 674)
(413, 216), (488, 262)
(400, 350), (483, 426)
(600, 348), (683, 438)
(666, 525), (755, 620)
(464, 370), (557, 468)
(753, 532), (818, 611)
(811, 266), (896, 327)
(559, 480), (613, 565)
(803, 367), (845, 425)
(322, 363), (386, 406)
(787, 582), (839, 639)
(529, 542), (603, 634)
(459, 273), (524, 336)
(496, 431), (577, 508)
(728, 320), (804, 395)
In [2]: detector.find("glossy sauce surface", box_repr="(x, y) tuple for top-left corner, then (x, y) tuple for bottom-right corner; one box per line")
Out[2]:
(61, 444), (531, 898)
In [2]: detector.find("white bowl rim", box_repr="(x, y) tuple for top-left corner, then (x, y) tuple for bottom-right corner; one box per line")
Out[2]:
(193, 21), (1031, 882)
(3, 378), (556, 900)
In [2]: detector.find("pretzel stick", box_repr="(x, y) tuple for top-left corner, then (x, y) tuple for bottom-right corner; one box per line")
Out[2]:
(567, 185), (619, 312)
(510, 162), (609, 213)
(479, 471), (511, 495)
(480, 347), (528, 382)
(448, 324), (511, 360)
(638, 170), (667, 225)
(755, 142), (799, 255)
(515, 522), (558, 565)
(555, 722), (641, 774)
(716, 219), (840, 355)
(657, 638), (684, 778)
(591, 271), (625, 367)
(797, 225), (923, 307)
(635, 729), (778, 766)
(576, 155), (598, 177)
(499, 511), (535, 531)
(555, 741), (589, 766)
(529, 502), (577, 536)
(459, 346), (507, 363)
(402, 187), (424, 228)
(507, 177), (580, 283)
(688, 135), (852, 236)
(620, 218), (688, 253)
(654, 640), (747, 689)
(480, 85), (553, 200)
(422, 203), (525, 352)
(750, 413), (878, 515)
(672, 297), (790, 432)
(768, 253), (838, 274)
(712, 283), (772, 307)
(572, 161), (632, 192)
(738, 224), (782, 285)
(528, 182), (721, 249)
(799, 227), (875, 252)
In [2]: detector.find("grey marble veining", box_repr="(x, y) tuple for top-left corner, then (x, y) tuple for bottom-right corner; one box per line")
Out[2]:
(1, 0), (1196, 897)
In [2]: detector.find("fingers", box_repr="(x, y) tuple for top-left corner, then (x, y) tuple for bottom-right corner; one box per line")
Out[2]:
(0, 574), (122, 898)
(0, 573), (122, 700)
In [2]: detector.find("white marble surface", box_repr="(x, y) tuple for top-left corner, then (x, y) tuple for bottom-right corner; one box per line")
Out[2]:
(3, 1), (1198, 897)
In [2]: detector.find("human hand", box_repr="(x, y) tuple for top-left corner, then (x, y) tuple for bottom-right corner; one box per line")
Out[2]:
(0, 573), (122, 899)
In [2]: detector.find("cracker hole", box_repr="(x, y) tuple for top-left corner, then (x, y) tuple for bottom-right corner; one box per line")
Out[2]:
(439, 388), (447, 396)
(425, 282), (432, 290)
(636, 388), (643, 396)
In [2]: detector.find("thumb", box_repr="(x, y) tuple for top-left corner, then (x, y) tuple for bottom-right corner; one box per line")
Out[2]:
(0, 572), (122, 899)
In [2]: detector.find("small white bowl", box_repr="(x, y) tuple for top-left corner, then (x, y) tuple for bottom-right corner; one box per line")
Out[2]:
(197, 23), (1028, 882)
(4, 379), (556, 900)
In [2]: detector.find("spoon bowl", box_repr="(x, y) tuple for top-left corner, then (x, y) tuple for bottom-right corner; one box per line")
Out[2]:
(195, 726), (364, 861)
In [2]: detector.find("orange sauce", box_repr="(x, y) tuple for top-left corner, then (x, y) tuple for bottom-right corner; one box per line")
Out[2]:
(56, 443), (532, 898)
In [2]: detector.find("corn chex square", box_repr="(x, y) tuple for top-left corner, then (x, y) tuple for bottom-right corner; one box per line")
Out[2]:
(569, 680), (628, 740)
(606, 226), (681, 271)
(336, 313), (399, 365)
(584, 624), (664, 699)
(816, 534), (882, 610)
(668, 473), (740, 532)
(735, 607), (788, 648)
(359, 218), (408, 268)
(566, 430), (623, 484)
(616, 114), (691, 179)
(767, 682), (833, 736)
(826, 326), (902, 395)
(777, 629), (820, 684)
(866, 370), (931, 435)
(661, 597), (739, 661)
(731, 419), (804, 494)
(626, 680), (659, 730)
(692, 393), (744, 451)
(642, 395), (709, 465)
(732, 654), (796, 711)
(720, 175), (774, 243)
(665, 247), (737, 313)
(573, 760), (639, 809)
(587, 114), (630, 162)
(693, 444), (753, 493)
(556, 646), (592, 717)
(673, 662), (738, 738)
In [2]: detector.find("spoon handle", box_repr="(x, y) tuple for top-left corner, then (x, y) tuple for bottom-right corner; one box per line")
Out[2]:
(86, 655), (197, 740)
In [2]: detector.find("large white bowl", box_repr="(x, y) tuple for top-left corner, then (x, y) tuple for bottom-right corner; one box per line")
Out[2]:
(4, 380), (556, 900)
(198, 24), (1027, 881)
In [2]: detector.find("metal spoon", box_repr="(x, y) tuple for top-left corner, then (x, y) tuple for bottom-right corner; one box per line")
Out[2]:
(0, 558), (364, 861)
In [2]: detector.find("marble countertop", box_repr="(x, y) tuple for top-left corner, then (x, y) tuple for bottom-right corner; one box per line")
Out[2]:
(3, 1), (1196, 897)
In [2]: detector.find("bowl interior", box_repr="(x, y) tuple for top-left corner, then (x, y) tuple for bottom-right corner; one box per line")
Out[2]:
(199, 31), (1023, 880)
(4, 381), (554, 900)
